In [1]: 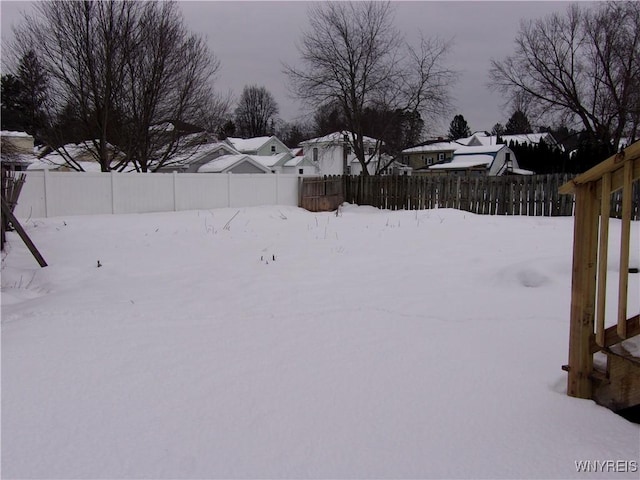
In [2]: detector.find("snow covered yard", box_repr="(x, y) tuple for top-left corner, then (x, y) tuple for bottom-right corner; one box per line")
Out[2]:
(2, 204), (638, 479)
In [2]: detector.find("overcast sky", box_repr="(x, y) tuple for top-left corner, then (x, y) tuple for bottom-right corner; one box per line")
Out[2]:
(1, 1), (577, 136)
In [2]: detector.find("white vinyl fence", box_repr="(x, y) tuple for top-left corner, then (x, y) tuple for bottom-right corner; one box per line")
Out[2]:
(14, 171), (304, 219)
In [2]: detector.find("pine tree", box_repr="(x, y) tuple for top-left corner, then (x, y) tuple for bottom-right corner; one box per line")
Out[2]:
(504, 110), (532, 134)
(447, 114), (471, 140)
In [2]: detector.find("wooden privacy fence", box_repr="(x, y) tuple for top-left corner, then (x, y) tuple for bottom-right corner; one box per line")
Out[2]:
(300, 174), (640, 218)
(299, 176), (344, 212)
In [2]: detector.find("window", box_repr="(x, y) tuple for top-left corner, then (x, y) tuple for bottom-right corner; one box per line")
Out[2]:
(298, 168), (304, 175)
(403, 155), (409, 162)
(271, 145), (276, 153)
(346, 147), (352, 154)
(368, 147), (375, 155)
(345, 166), (351, 175)
(427, 158), (433, 166)
(313, 148), (318, 162)
(438, 153), (445, 161)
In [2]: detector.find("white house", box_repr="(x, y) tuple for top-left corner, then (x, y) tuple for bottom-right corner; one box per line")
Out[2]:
(428, 144), (532, 176)
(300, 131), (384, 176)
(225, 136), (291, 156)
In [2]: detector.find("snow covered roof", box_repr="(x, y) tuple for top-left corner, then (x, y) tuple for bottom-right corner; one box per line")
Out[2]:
(453, 144), (505, 155)
(429, 155), (494, 170)
(402, 141), (458, 154)
(300, 131), (381, 146)
(249, 152), (293, 169)
(197, 154), (270, 173)
(511, 168), (534, 175)
(1, 130), (33, 138)
(226, 136), (273, 153)
(165, 142), (238, 168)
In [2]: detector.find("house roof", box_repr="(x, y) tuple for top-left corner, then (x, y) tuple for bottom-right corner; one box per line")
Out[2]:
(165, 142), (239, 168)
(196, 154), (271, 173)
(300, 131), (380, 146)
(429, 155), (494, 170)
(1, 130), (33, 138)
(249, 152), (293, 169)
(402, 141), (458, 154)
(453, 144), (505, 155)
(226, 136), (273, 152)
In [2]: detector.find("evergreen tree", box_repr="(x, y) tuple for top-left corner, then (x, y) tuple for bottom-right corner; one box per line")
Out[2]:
(1, 74), (25, 131)
(447, 114), (471, 140)
(504, 110), (532, 134)
(15, 50), (49, 142)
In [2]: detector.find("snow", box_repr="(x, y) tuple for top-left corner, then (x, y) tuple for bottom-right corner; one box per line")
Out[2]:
(2, 204), (639, 478)
(429, 155), (493, 169)
(301, 131), (380, 146)
(197, 154), (270, 173)
(0, 130), (33, 138)
(402, 141), (458, 154)
(226, 136), (273, 153)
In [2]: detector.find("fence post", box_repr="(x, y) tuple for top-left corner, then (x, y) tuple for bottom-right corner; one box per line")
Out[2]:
(567, 183), (599, 399)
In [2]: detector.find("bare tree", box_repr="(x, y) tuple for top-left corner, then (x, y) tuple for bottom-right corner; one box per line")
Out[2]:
(118, 1), (221, 172)
(234, 85), (279, 138)
(285, 1), (455, 175)
(12, 0), (221, 172)
(490, 2), (640, 150)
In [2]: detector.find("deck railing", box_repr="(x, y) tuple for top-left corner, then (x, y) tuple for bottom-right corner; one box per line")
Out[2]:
(559, 140), (640, 400)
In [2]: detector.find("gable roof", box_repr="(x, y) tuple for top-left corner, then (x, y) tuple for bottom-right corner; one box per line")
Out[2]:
(164, 141), (239, 169)
(402, 141), (459, 154)
(225, 136), (272, 152)
(249, 152), (294, 169)
(196, 154), (271, 173)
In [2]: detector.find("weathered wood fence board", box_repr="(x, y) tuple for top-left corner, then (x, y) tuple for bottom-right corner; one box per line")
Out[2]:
(300, 174), (640, 219)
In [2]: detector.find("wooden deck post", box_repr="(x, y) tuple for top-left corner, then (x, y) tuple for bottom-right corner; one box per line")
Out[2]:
(567, 183), (599, 398)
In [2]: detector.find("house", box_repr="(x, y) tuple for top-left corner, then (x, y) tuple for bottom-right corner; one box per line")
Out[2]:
(26, 140), (126, 172)
(300, 131), (384, 176)
(224, 136), (291, 157)
(156, 140), (239, 173)
(196, 154), (272, 174)
(1, 131), (35, 171)
(282, 156), (317, 175)
(401, 140), (459, 170)
(427, 144), (532, 176)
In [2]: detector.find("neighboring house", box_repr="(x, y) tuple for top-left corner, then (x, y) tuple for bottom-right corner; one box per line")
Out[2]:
(156, 141), (239, 173)
(282, 155), (317, 175)
(27, 140), (126, 172)
(196, 154), (272, 174)
(300, 131), (384, 176)
(401, 140), (459, 170)
(251, 152), (294, 173)
(1, 131), (35, 171)
(427, 144), (532, 176)
(225, 136), (291, 157)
